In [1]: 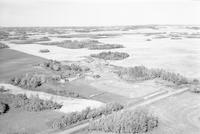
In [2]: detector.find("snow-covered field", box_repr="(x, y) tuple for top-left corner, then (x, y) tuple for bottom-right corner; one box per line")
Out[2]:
(101, 36), (200, 79)
(6, 42), (106, 61)
(5, 27), (200, 79)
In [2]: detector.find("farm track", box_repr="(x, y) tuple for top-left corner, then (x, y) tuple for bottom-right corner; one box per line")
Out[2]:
(129, 87), (188, 109)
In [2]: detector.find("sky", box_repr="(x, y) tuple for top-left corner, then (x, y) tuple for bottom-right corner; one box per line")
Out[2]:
(0, 0), (200, 26)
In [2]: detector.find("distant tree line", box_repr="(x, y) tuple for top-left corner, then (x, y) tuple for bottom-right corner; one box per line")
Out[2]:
(90, 51), (129, 60)
(40, 39), (124, 50)
(57, 33), (120, 39)
(117, 66), (191, 85)
(11, 37), (50, 44)
(89, 44), (124, 50)
(10, 73), (46, 89)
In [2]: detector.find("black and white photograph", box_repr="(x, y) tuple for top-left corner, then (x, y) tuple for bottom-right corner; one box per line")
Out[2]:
(0, 0), (200, 134)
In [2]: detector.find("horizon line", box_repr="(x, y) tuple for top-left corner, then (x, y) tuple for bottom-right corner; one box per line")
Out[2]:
(1, 24), (200, 28)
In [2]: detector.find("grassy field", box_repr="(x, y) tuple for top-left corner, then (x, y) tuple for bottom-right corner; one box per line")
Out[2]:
(0, 49), (45, 82)
(147, 92), (200, 134)
(0, 108), (65, 134)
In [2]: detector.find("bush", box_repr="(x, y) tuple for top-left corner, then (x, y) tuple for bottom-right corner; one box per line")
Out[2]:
(0, 86), (8, 93)
(88, 108), (158, 134)
(24, 95), (62, 112)
(52, 107), (92, 129)
(117, 66), (189, 85)
(11, 37), (50, 44)
(40, 60), (89, 78)
(88, 44), (124, 50)
(12, 94), (29, 108)
(190, 84), (200, 93)
(0, 93), (28, 113)
(0, 42), (9, 49)
(39, 49), (50, 53)
(0, 102), (7, 114)
(51, 102), (124, 129)
(41, 60), (82, 71)
(90, 51), (129, 60)
(40, 60), (61, 71)
(190, 79), (200, 93)
(146, 39), (152, 41)
(9, 73), (46, 89)
(9, 72), (82, 98)
(0, 93), (62, 112)
(118, 66), (151, 81)
(0, 93), (29, 109)
(192, 79), (199, 85)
